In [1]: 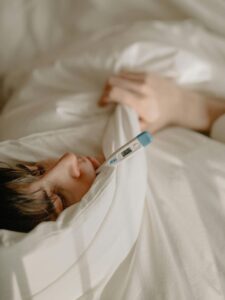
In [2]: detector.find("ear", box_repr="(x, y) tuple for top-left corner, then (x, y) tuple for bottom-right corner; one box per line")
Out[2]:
(50, 193), (63, 215)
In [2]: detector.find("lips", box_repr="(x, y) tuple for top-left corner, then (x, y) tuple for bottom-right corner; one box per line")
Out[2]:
(86, 156), (101, 170)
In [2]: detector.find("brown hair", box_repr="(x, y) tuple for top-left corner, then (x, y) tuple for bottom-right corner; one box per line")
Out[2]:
(0, 162), (57, 232)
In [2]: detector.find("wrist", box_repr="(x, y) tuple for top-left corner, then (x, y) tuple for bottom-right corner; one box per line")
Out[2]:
(206, 96), (225, 131)
(174, 88), (212, 133)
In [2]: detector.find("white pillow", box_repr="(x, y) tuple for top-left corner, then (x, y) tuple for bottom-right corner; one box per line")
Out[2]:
(1, 0), (224, 76)
(0, 106), (147, 300)
(0, 0), (183, 76)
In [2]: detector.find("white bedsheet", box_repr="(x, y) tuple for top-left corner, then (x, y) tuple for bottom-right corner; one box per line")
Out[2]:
(0, 2), (225, 299)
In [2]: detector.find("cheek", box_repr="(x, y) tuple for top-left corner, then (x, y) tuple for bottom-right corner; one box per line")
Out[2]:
(78, 167), (96, 194)
(80, 161), (97, 182)
(69, 164), (96, 203)
(65, 160), (96, 205)
(68, 175), (94, 205)
(80, 169), (96, 187)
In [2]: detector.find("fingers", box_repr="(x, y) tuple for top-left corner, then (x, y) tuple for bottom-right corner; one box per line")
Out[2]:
(119, 70), (146, 82)
(108, 76), (145, 95)
(99, 70), (148, 107)
(99, 70), (176, 134)
(101, 86), (142, 111)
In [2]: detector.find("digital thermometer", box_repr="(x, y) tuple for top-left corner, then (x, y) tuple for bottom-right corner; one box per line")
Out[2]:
(96, 131), (152, 173)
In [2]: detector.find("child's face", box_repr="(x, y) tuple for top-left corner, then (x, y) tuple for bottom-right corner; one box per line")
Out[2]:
(25, 153), (102, 215)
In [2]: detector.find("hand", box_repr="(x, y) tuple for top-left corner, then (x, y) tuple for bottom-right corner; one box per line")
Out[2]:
(98, 70), (182, 133)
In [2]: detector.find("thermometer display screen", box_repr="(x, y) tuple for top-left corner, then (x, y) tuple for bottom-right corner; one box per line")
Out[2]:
(121, 147), (132, 157)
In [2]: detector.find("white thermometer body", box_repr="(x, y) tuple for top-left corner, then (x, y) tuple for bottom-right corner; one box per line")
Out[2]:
(96, 131), (152, 173)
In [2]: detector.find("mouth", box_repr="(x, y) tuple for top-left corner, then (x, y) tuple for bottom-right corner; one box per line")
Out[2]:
(86, 156), (101, 170)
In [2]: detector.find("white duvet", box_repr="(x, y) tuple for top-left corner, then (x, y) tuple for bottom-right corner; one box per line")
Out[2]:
(1, 19), (225, 141)
(0, 2), (225, 300)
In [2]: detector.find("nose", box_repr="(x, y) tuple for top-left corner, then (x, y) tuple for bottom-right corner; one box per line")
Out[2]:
(54, 153), (80, 178)
(44, 153), (80, 185)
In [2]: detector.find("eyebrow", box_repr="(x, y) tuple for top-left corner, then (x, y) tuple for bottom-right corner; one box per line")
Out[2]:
(17, 163), (46, 176)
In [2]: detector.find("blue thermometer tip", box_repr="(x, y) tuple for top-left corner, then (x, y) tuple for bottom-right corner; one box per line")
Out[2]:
(137, 131), (152, 147)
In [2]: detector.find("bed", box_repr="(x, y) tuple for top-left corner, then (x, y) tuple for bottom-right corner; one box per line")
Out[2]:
(0, 1), (225, 299)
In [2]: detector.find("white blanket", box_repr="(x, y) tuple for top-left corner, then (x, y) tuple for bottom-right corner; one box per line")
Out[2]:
(0, 120), (225, 300)
(0, 105), (148, 300)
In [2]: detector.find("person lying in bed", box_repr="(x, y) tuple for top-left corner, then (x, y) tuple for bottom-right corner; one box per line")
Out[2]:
(1, 71), (225, 232)
(0, 154), (104, 232)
